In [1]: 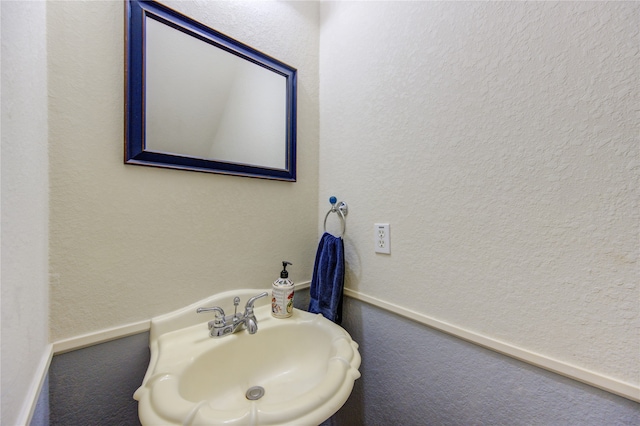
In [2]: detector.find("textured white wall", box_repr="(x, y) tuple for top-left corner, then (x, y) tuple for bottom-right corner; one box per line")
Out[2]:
(1, 1), (50, 424)
(319, 1), (639, 387)
(48, 1), (319, 341)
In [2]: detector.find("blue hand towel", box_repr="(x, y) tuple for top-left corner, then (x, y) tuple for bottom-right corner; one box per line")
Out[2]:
(308, 232), (345, 324)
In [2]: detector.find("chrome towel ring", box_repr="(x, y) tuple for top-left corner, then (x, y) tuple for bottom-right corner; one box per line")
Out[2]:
(323, 196), (348, 237)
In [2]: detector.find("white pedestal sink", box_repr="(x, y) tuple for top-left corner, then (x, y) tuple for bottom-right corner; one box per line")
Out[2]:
(134, 289), (361, 425)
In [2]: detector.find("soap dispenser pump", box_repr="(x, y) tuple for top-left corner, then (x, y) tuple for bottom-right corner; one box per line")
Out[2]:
(271, 261), (294, 318)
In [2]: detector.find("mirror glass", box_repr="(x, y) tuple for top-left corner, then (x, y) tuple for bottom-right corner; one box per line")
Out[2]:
(125, 0), (297, 181)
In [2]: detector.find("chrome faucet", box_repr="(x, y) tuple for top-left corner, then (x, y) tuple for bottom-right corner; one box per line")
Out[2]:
(197, 292), (268, 338)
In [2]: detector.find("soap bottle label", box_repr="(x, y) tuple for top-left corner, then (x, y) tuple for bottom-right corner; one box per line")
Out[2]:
(271, 285), (294, 318)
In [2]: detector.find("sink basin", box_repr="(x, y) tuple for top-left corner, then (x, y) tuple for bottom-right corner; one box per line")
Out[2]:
(134, 289), (361, 425)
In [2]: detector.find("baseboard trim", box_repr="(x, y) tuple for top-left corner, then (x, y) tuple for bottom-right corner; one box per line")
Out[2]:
(17, 344), (53, 426)
(295, 281), (311, 290)
(52, 320), (150, 355)
(343, 287), (640, 403)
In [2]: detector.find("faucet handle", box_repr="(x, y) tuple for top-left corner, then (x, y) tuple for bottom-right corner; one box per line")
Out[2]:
(196, 306), (225, 328)
(244, 292), (268, 313)
(243, 292), (268, 335)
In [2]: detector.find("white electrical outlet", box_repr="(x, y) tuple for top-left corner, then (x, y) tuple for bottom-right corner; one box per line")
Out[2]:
(374, 223), (390, 254)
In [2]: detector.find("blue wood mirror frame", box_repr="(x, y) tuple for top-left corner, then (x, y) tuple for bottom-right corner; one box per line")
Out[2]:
(125, 0), (297, 181)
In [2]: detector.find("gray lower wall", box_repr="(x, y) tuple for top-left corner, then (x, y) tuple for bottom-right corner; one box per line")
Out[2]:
(40, 290), (639, 425)
(334, 296), (640, 425)
(47, 332), (150, 426)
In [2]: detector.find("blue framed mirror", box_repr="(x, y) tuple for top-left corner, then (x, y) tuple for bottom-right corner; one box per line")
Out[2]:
(125, 0), (297, 181)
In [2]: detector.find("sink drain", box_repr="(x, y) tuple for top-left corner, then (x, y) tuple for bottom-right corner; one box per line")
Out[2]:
(245, 386), (265, 400)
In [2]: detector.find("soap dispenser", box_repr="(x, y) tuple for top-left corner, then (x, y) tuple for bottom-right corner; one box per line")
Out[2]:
(271, 261), (294, 318)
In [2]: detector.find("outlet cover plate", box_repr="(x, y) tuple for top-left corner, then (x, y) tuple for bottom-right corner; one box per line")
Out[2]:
(374, 223), (390, 254)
